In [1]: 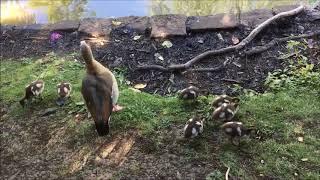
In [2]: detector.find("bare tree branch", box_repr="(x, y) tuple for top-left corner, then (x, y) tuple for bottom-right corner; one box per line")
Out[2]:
(137, 5), (305, 72)
(244, 31), (320, 55)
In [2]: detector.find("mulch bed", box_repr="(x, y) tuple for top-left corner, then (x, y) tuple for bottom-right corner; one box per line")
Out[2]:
(1, 12), (319, 96)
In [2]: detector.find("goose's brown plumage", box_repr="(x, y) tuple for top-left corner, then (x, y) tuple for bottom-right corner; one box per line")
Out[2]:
(80, 41), (116, 136)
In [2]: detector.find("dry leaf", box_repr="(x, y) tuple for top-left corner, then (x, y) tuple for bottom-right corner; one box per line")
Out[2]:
(197, 38), (204, 44)
(232, 35), (240, 44)
(161, 40), (173, 48)
(301, 158), (308, 162)
(297, 136), (303, 142)
(307, 39), (314, 48)
(112, 20), (122, 26)
(217, 33), (224, 41)
(154, 53), (164, 61)
(133, 36), (141, 41)
(134, 83), (147, 89)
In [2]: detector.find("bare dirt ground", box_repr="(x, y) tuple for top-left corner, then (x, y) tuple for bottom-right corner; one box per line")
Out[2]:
(0, 107), (224, 179)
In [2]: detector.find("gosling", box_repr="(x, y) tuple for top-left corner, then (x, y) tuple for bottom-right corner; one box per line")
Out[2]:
(19, 80), (45, 107)
(178, 86), (200, 100)
(183, 116), (204, 138)
(212, 102), (239, 122)
(221, 121), (254, 145)
(56, 82), (72, 106)
(212, 95), (240, 108)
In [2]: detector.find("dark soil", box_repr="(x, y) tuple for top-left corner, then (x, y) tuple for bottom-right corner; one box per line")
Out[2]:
(1, 13), (319, 96)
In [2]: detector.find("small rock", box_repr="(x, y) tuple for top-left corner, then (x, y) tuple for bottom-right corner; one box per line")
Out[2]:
(41, 108), (57, 117)
(297, 136), (303, 142)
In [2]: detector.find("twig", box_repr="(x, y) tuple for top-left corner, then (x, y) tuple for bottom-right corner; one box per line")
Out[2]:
(225, 167), (230, 180)
(222, 78), (243, 84)
(276, 51), (301, 60)
(23, 37), (47, 40)
(245, 31), (320, 55)
(137, 5), (305, 72)
(136, 49), (150, 53)
(8, 170), (21, 180)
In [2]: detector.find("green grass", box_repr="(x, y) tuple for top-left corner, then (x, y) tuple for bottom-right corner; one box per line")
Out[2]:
(1, 53), (319, 179)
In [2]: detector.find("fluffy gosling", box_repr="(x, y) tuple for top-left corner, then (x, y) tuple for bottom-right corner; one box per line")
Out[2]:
(178, 86), (200, 100)
(221, 121), (254, 145)
(56, 82), (72, 106)
(183, 116), (204, 138)
(19, 80), (45, 107)
(212, 102), (239, 122)
(212, 95), (240, 108)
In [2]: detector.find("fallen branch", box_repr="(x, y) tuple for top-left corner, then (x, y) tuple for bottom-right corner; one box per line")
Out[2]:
(184, 66), (225, 73)
(137, 5), (305, 72)
(245, 31), (320, 55)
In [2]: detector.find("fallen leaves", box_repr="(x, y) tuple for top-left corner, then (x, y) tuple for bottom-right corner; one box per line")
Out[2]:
(75, 101), (85, 106)
(154, 53), (164, 61)
(301, 158), (308, 162)
(134, 83), (147, 89)
(133, 36), (141, 41)
(112, 20), (122, 26)
(161, 40), (173, 48)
